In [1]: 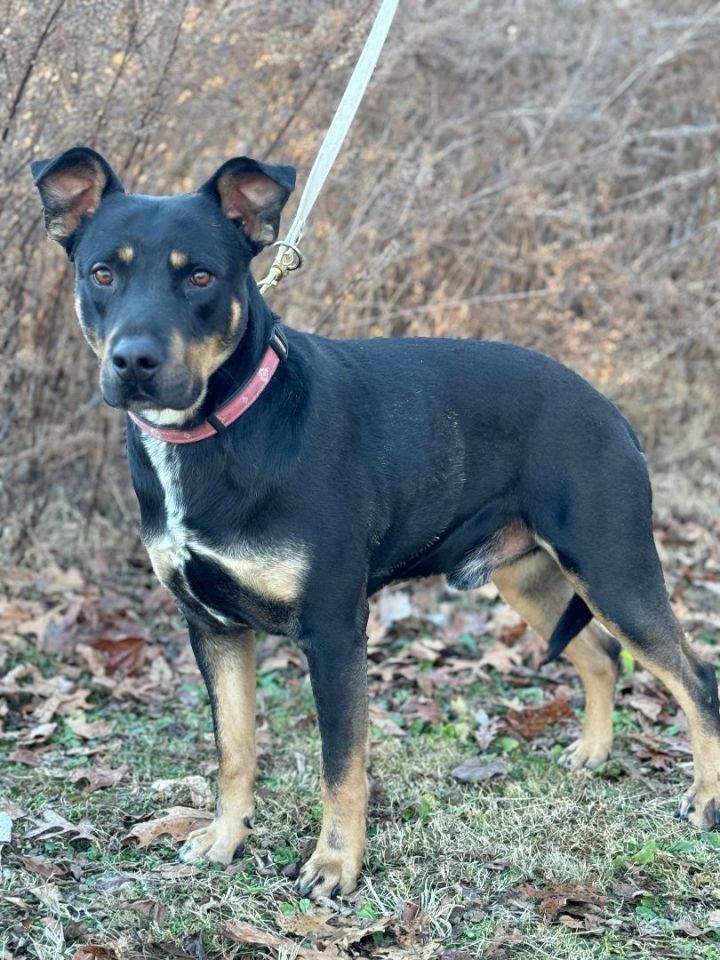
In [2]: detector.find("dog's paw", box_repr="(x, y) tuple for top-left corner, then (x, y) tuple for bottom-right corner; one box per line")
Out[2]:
(177, 817), (250, 866)
(294, 850), (361, 900)
(676, 780), (720, 830)
(558, 736), (610, 771)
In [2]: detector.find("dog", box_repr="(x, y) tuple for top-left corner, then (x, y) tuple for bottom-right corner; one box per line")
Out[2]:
(31, 146), (720, 899)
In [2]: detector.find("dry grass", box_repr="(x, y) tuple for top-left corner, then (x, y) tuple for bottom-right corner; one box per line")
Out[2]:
(3, 657), (720, 959)
(1, 0), (719, 563)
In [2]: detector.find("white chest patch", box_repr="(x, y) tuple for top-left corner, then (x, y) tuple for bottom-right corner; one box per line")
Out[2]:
(141, 436), (308, 615)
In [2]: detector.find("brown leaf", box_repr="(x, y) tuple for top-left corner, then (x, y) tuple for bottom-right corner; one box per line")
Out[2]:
(20, 855), (70, 879)
(69, 763), (127, 792)
(375, 944), (444, 959)
(26, 809), (97, 843)
(67, 712), (116, 740)
(149, 775), (214, 808)
(18, 722), (57, 745)
(151, 862), (199, 878)
(126, 898), (169, 923)
(126, 806), (212, 848)
(0, 800), (26, 819)
(478, 644), (523, 674)
(225, 920), (328, 959)
(516, 882), (607, 919)
(451, 757), (507, 783)
(628, 694), (663, 722)
(15, 605), (64, 640)
(35, 563), (85, 595)
(505, 690), (574, 740)
(8, 747), (43, 766)
(370, 704), (406, 737)
(86, 634), (146, 675)
(276, 910), (335, 937)
(73, 947), (119, 960)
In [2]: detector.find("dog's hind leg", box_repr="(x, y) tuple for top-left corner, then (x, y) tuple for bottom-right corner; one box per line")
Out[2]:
(493, 549), (619, 769)
(539, 479), (720, 828)
(178, 624), (256, 864)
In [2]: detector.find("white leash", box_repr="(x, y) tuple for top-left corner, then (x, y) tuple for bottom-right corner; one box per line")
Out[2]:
(258, 0), (400, 293)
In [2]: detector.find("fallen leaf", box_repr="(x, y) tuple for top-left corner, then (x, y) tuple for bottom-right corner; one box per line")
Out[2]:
(69, 763), (127, 792)
(8, 747), (43, 766)
(126, 898), (169, 923)
(628, 694), (663, 722)
(86, 634), (146, 675)
(375, 944), (443, 959)
(516, 882), (607, 919)
(126, 806), (212, 848)
(26, 809), (97, 843)
(67, 713), (116, 740)
(15, 606), (64, 640)
(149, 775), (214, 808)
(35, 563), (85, 595)
(151, 862), (199, 878)
(0, 800), (25, 819)
(225, 920), (327, 959)
(276, 910), (335, 937)
(451, 757), (507, 783)
(21, 855), (70, 879)
(505, 690), (574, 739)
(479, 644), (523, 674)
(370, 704), (406, 737)
(73, 947), (119, 960)
(18, 721), (57, 745)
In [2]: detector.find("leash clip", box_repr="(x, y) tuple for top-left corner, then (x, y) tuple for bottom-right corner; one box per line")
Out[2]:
(258, 240), (304, 293)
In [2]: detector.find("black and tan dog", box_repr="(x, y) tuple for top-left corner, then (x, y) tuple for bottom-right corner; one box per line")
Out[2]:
(32, 146), (720, 898)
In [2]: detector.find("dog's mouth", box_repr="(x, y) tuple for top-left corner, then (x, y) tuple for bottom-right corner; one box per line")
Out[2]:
(100, 364), (205, 415)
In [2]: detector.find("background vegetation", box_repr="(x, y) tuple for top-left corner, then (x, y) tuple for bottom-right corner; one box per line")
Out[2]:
(1, 0), (718, 564)
(2, 1), (720, 958)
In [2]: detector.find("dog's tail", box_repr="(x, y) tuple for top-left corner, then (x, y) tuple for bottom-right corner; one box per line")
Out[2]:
(539, 593), (593, 665)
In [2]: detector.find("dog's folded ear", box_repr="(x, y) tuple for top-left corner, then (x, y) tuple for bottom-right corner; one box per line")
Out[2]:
(31, 146), (124, 250)
(200, 157), (296, 252)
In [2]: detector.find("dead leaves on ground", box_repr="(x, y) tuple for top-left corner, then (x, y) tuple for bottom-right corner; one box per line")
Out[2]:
(226, 903), (446, 960)
(514, 881), (608, 934)
(3, 516), (719, 812)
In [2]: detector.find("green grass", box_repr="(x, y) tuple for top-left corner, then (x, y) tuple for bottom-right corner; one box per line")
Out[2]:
(3, 660), (720, 960)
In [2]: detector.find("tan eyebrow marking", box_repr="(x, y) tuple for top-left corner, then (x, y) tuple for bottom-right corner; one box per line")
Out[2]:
(116, 245), (134, 262)
(170, 250), (187, 268)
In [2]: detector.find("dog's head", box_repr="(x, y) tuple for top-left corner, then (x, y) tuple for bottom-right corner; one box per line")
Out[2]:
(31, 147), (295, 415)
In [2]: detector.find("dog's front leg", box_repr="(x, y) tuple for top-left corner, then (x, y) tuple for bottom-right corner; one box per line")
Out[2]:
(296, 621), (369, 899)
(179, 623), (256, 865)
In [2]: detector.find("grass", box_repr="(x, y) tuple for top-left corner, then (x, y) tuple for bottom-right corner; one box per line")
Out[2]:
(4, 652), (720, 959)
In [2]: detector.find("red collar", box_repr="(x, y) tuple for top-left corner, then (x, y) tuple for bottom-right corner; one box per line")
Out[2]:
(128, 327), (288, 444)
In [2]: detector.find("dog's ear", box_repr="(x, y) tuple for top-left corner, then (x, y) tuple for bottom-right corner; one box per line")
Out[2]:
(31, 146), (124, 250)
(200, 157), (296, 251)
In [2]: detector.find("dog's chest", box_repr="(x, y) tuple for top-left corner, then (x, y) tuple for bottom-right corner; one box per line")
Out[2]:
(140, 437), (306, 633)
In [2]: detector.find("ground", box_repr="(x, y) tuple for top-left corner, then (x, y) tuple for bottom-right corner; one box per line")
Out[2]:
(1, 517), (720, 960)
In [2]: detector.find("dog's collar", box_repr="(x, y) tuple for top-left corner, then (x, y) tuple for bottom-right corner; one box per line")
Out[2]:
(127, 326), (288, 444)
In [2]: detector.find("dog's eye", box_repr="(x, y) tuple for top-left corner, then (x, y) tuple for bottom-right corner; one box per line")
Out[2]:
(190, 269), (214, 288)
(92, 265), (114, 286)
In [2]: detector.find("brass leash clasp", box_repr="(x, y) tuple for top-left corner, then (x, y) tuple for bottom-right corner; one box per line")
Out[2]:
(258, 240), (304, 293)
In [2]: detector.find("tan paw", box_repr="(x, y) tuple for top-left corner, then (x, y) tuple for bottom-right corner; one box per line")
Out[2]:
(294, 849), (362, 900)
(177, 816), (251, 865)
(558, 736), (611, 771)
(677, 780), (720, 830)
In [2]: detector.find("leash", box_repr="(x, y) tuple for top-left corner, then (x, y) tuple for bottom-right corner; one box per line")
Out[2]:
(257, 0), (400, 294)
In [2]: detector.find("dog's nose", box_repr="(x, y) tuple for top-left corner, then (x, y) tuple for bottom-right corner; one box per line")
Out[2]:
(111, 336), (163, 382)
